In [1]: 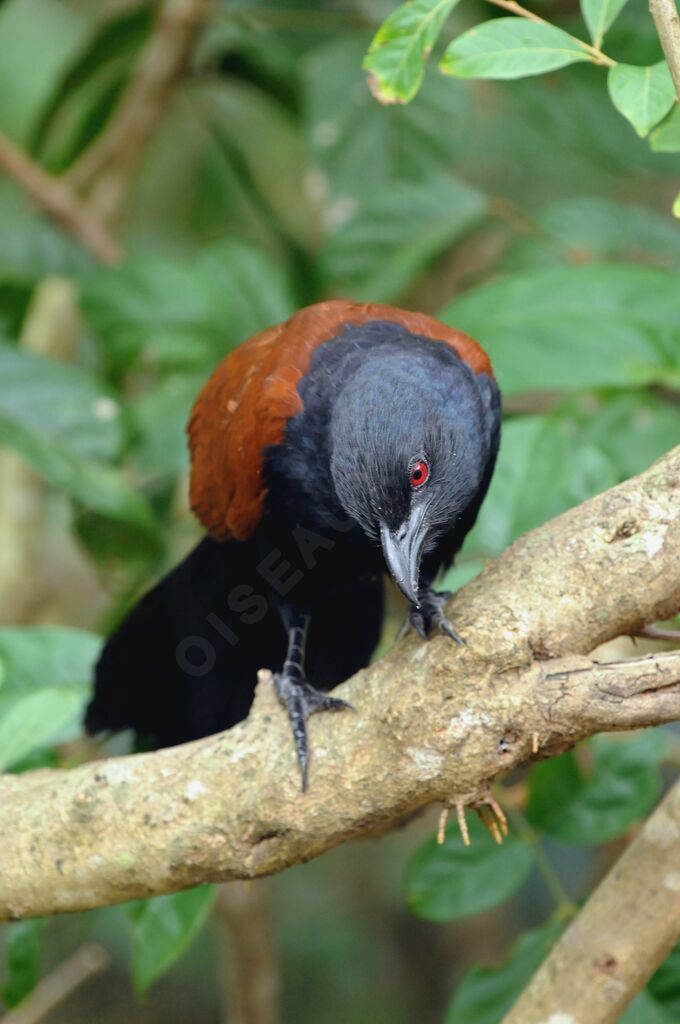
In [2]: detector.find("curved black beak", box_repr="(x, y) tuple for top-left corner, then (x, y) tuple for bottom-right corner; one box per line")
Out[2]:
(380, 506), (427, 608)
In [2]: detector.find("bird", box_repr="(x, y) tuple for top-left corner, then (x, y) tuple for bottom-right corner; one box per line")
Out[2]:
(86, 299), (501, 789)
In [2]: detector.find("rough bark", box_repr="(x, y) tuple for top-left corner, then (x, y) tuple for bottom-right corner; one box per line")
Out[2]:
(503, 779), (680, 1024)
(0, 446), (679, 922)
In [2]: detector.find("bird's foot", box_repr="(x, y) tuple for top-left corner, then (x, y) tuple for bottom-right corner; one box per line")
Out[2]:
(273, 672), (353, 792)
(404, 589), (465, 645)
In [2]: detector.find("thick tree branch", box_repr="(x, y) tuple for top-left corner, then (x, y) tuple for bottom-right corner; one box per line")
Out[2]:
(0, 133), (121, 264)
(503, 779), (680, 1024)
(650, 0), (680, 101)
(0, 446), (679, 922)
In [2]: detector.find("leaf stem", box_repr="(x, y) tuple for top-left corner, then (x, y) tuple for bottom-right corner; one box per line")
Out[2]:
(508, 807), (578, 918)
(482, 0), (617, 67)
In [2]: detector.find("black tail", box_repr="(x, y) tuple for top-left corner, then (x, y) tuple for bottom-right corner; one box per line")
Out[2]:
(86, 537), (384, 748)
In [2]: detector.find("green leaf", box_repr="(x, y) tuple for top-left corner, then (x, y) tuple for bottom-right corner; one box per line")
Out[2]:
(440, 20), (590, 80)
(464, 415), (619, 558)
(130, 886), (216, 994)
(580, 0), (630, 48)
(649, 942), (680, 1019)
(0, 345), (124, 462)
(81, 240), (295, 373)
(1, 919), (45, 1008)
(621, 990), (677, 1024)
(0, 627), (101, 770)
(608, 62), (676, 137)
(439, 265), (680, 395)
(446, 920), (564, 1024)
(405, 815), (533, 922)
(193, 80), (315, 249)
(320, 171), (485, 301)
(527, 733), (666, 844)
(650, 103), (680, 151)
(130, 372), (206, 479)
(501, 197), (680, 271)
(304, 33), (472, 201)
(0, 211), (93, 285)
(579, 392), (680, 480)
(363, 0), (461, 104)
(0, 414), (161, 547)
(0, 0), (95, 143)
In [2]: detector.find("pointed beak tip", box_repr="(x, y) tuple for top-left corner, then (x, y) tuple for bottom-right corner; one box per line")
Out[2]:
(379, 520), (425, 609)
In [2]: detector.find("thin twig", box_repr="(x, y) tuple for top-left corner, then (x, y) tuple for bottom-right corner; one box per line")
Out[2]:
(67, 0), (211, 224)
(0, 944), (110, 1024)
(0, 134), (121, 264)
(483, 0), (617, 67)
(650, 0), (680, 100)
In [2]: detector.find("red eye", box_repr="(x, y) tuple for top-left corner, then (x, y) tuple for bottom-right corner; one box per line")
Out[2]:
(410, 460), (429, 488)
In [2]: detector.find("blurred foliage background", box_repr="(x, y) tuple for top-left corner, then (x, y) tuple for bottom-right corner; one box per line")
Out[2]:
(0, 0), (679, 1021)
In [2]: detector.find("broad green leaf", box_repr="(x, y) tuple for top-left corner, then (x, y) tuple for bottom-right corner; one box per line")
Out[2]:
(650, 104), (680, 151)
(1, 919), (45, 1008)
(527, 733), (666, 844)
(304, 34), (471, 195)
(621, 990), (677, 1024)
(130, 372), (206, 478)
(363, 0), (461, 104)
(0, 211), (92, 285)
(81, 239), (295, 373)
(320, 172), (485, 301)
(649, 942), (680, 1019)
(32, 6), (150, 172)
(440, 20), (590, 80)
(578, 393), (680, 480)
(193, 80), (315, 249)
(0, 690), (86, 773)
(440, 265), (680, 395)
(445, 920), (564, 1024)
(0, 0), (94, 142)
(0, 414), (161, 545)
(464, 416), (619, 558)
(0, 627), (101, 770)
(0, 346), (124, 462)
(501, 197), (680, 271)
(130, 886), (216, 994)
(608, 62), (676, 137)
(405, 815), (533, 922)
(581, 0), (630, 48)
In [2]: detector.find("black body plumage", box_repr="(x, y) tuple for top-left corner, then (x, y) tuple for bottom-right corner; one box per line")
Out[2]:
(86, 321), (500, 761)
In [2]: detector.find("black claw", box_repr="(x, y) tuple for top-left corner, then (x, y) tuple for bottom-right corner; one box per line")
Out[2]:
(274, 674), (352, 791)
(438, 618), (466, 645)
(405, 588), (465, 645)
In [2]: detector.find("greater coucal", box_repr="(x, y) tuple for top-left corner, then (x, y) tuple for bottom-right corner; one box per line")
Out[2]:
(86, 300), (501, 788)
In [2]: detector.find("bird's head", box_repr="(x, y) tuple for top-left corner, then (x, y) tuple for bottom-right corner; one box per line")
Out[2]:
(330, 349), (487, 606)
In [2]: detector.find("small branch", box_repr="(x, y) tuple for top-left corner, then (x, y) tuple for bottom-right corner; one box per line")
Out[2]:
(67, 0), (211, 224)
(0, 134), (121, 264)
(0, 944), (110, 1024)
(650, 0), (680, 101)
(483, 0), (617, 67)
(215, 883), (279, 1024)
(0, 448), (678, 922)
(502, 780), (680, 1024)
